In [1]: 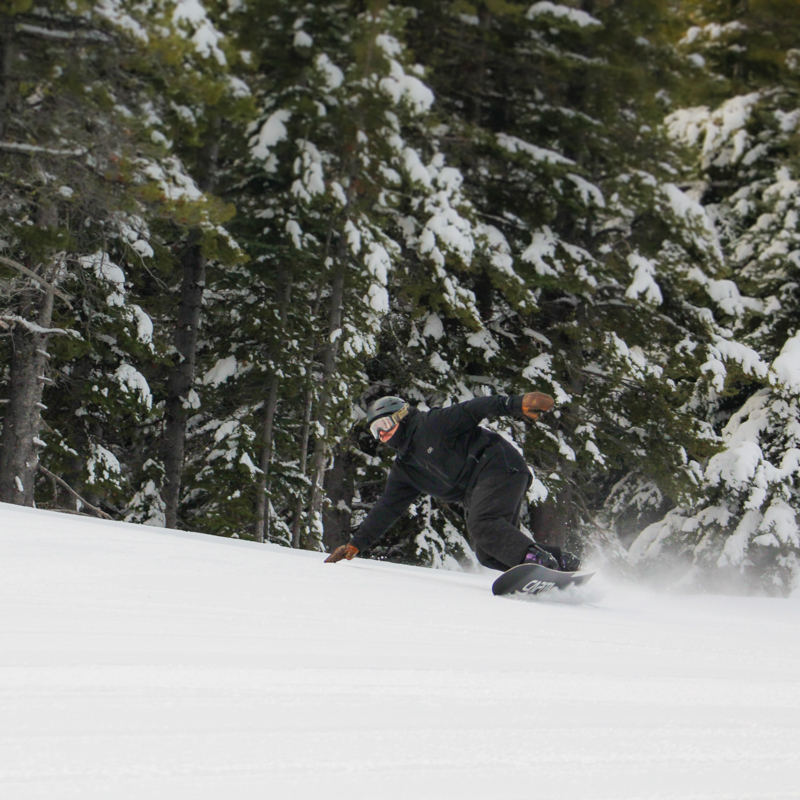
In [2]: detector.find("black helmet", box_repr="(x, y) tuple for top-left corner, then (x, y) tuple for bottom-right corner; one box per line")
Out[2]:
(366, 396), (409, 440)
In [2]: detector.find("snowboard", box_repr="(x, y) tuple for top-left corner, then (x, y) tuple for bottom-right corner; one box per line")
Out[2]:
(491, 562), (595, 598)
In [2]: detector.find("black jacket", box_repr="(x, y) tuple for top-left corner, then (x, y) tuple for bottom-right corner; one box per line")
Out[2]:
(350, 395), (529, 552)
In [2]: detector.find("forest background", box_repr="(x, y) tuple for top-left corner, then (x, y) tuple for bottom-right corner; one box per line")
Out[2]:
(2, 0), (799, 595)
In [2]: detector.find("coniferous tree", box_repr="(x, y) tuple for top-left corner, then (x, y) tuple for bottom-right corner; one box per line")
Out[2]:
(197, 0), (508, 549)
(0, 1), (245, 519)
(140, 0), (251, 529)
(0, 1), (162, 509)
(630, 0), (800, 593)
(355, 0), (742, 569)
(5, 0), (795, 594)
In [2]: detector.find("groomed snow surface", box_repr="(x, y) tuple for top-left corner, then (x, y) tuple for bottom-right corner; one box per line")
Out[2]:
(2, 504), (799, 800)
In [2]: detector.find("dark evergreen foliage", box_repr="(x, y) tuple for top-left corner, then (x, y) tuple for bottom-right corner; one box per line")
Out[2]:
(1, 0), (798, 593)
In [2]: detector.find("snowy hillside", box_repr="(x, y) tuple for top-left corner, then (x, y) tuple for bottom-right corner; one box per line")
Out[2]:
(2, 503), (799, 800)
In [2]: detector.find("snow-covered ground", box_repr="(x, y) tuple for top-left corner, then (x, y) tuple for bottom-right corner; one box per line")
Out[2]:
(2, 503), (799, 800)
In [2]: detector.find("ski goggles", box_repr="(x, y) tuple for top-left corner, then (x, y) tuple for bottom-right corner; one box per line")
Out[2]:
(369, 405), (409, 439)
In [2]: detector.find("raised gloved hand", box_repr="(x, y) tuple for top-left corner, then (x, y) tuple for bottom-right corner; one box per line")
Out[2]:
(521, 391), (555, 420)
(324, 543), (359, 563)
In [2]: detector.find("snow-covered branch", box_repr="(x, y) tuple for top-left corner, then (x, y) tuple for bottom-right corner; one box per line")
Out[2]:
(0, 141), (87, 157)
(0, 256), (74, 308)
(15, 22), (111, 43)
(0, 315), (77, 337)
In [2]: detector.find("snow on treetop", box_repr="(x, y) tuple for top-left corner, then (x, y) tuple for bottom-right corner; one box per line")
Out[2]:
(520, 226), (562, 276)
(680, 21), (748, 47)
(290, 140), (326, 202)
(466, 329), (500, 360)
(422, 313), (444, 340)
(775, 108), (800, 134)
(227, 76), (250, 99)
(293, 30), (313, 49)
(172, 0), (228, 66)
(94, 0), (149, 42)
(771, 332), (800, 395)
(80, 251), (125, 289)
(702, 336), (769, 392)
(315, 53), (344, 91)
(522, 352), (554, 383)
(364, 242), (391, 286)
(172, 0), (206, 25)
(403, 148), (432, 188)
(380, 58), (435, 115)
(665, 93), (764, 169)
(80, 251), (127, 308)
(86, 443), (122, 486)
(250, 110), (291, 162)
(141, 157), (203, 202)
(476, 223), (520, 281)
(203, 356), (238, 387)
(759, 498), (800, 549)
(130, 305), (154, 347)
(707, 394), (771, 488)
(567, 173), (605, 208)
(526, 2), (602, 29)
(662, 183), (722, 260)
(115, 215), (154, 259)
(686, 268), (763, 317)
(375, 33), (403, 59)
(496, 133), (574, 167)
(625, 252), (662, 305)
(114, 363), (152, 408)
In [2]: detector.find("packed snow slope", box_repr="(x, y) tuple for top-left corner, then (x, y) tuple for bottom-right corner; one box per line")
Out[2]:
(2, 504), (800, 800)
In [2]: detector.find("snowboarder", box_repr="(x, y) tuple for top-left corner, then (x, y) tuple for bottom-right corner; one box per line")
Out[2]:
(324, 393), (580, 572)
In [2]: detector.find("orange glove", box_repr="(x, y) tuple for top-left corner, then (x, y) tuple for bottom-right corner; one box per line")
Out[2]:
(324, 544), (359, 563)
(521, 391), (554, 420)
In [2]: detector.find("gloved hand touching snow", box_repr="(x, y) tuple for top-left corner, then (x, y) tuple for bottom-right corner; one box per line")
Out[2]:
(324, 544), (359, 563)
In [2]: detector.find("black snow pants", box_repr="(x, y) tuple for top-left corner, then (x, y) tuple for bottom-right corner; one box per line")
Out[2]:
(464, 454), (533, 572)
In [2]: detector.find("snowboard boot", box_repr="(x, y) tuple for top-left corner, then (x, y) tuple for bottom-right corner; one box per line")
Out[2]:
(558, 550), (582, 572)
(541, 544), (582, 572)
(522, 543), (560, 571)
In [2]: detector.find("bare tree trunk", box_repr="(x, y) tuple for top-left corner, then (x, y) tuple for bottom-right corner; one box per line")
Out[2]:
(0, 283), (54, 505)
(253, 375), (279, 542)
(0, 12), (13, 140)
(295, 15), (390, 549)
(160, 228), (207, 529)
(322, 444), (355, 552)
(159, 134), (219, 529)
(253, 273), (292, 542)
(290, 383), (314, 548)
(306, 263), (346, 550)
(286, 272), (328, 549)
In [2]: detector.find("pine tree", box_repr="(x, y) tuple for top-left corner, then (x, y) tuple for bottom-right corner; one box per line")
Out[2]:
(0, 1), (160, 508)
(629, 0), (800, 593)
(0, 1), (246, 519)
(187, 0), (510, 550)
(212, 0), (756, 568)
(344, 0), (741, 570)
(136, 0), (252, 529)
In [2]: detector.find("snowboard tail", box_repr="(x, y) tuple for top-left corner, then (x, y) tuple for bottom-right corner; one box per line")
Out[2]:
(492, 563), (595, 597)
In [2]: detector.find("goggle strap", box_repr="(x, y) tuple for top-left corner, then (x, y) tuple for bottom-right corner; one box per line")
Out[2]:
(391, 405), (409, 425)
